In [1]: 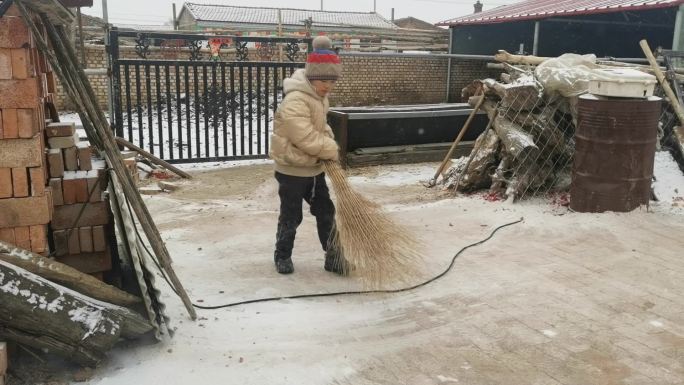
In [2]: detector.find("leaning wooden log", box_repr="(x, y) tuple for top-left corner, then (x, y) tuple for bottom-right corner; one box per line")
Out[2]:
(483, 78), (541, 111)
(473, 99), (539, 161)
(0, 240), (141, 307)
(495, 50), (549, 66)
(0, 260), (153, 367)
(447, 128), (501, 192)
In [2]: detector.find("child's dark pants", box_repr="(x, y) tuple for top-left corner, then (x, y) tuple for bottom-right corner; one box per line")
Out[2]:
(274, 171), (335, 262)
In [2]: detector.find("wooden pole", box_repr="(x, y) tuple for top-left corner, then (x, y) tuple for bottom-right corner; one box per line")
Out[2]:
(640, 39), (684, 125)
(115, 137), (192, 179)
(428, 93), (486, 187)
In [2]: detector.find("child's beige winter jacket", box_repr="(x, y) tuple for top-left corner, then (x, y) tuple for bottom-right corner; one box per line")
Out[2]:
(269, 69), (339, 177)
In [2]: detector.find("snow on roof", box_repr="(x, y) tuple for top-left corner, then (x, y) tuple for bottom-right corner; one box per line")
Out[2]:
(182, 2), (398, 30)
(437, 0), (684, 26)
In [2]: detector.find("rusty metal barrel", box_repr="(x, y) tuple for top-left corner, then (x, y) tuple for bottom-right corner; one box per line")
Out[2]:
(570, 94), (661, 213)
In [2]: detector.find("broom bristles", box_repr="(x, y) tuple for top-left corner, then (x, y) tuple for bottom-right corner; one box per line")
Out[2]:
(323, 160), (423, 287)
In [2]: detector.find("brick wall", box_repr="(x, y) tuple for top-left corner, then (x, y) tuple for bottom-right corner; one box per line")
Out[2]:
(330, 54), (496, 106)
(55, 46), (497, 111)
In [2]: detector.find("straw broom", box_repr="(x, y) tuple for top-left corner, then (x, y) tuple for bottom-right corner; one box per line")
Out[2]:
(322, 160), (423, 287)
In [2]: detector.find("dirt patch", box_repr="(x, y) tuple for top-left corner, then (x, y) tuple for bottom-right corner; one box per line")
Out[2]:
(170, 164), (274, 201)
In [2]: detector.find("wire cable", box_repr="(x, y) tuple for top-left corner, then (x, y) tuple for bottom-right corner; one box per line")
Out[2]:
(122, 192), (522, 310)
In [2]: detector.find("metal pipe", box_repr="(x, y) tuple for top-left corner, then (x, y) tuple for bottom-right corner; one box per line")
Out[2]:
(340, 51), (495, 60)
(321, 0), (323, 10)
(172, 3), (178, 31)
(102, 0), (108, 23)
(673, 4), (684, 50)
(533, 21), (540, 56)
(445, 28), (453, 102)
(374, 0), (376, 12)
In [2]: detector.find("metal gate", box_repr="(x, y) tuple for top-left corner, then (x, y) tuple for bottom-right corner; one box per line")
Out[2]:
(109, 29), (311, 163)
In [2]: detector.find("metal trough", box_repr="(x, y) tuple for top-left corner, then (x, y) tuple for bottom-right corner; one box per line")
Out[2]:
(327, 103), (489, 167)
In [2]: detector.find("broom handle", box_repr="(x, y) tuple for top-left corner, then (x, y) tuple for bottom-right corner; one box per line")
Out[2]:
(431, 94), (486, 183)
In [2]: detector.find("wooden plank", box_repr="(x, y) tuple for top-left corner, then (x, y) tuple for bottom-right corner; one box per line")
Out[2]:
(0, 136), (43, 168)
(0, 196), (50, 228)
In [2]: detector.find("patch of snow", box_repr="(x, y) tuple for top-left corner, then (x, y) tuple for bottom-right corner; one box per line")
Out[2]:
(542, 329), (558, 337)
(437, 375), (460, 383)
(175, 158), (273, 171)
(653, 151), (684, 210)
(348, 164), (435, 187)
(649, 320), (664, 328)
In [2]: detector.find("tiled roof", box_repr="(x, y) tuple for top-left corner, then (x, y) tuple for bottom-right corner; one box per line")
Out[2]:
(183, 3), (398, 30)
(437, 0), (684, 26)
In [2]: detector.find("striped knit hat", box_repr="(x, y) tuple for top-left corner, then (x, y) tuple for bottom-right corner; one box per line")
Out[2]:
(305, 36), (342, 81)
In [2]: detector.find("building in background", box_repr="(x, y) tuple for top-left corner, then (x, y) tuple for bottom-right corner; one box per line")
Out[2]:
(176, 2), (447, 52)
(438, 0), (684, 58)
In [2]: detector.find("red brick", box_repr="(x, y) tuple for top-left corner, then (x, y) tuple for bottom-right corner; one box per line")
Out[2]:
(29, 224), (47, 253)
(67, 228), (80, 255)
(86, 170), (102, 203)
(92, 225), (106, 252)
(17, 108), (37, 138)
(46, 71), (57, 94)
(0, 168), (11, 198)
(14, 226), (30, 250)
(45, 184), (54, 219)
(56, 250), (112, 275)
(1, 109), (18, 139)
(0, 48), (11, 80)
(49, 178), (63, 206)
(0, 196), (50, 228)
(29, 167), (45, 197)
(0, 136), (43, 168)
(74, 174), (89, 203)
(79, 226), (93, 253)
(63, 146), (78, 171)
(47, 148), (64, 178)
(62, 175), (78, 205)
(10, 49), (29, 79)
(0, 79), (40, 109)
(11, 167), (28, 198)
(0, 110), (3, 139)
(45, 122), (75, 138)
(77, 143), (92, 171)
(52, 229), (68, 257)
(0, 228), (15, 245)
(0, 16), (30, 49)
(51, 201), (110, 230)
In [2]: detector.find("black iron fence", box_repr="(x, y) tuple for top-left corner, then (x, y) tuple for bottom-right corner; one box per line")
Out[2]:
(109, 29), (311, 163)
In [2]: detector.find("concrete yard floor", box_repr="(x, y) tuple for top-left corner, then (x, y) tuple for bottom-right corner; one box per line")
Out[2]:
(90, 162), (684, 385)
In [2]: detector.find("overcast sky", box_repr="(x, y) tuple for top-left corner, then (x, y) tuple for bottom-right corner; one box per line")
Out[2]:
(82, 0), (521, 25)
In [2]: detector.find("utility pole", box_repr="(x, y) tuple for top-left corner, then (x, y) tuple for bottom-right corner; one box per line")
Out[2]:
(172, 3), (178, 30)
(321, 0), (323, 10)
(373, 0), (376, 12)
(102, 0), (108, 23)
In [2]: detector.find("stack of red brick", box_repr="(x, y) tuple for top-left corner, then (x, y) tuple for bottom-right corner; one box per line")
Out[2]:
(46, 121), (112, 279)
(0, 5), (114, 281)
(0, 7), (52, 256)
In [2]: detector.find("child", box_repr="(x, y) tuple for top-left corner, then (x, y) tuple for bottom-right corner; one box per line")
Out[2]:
(269, 36), (346, 275)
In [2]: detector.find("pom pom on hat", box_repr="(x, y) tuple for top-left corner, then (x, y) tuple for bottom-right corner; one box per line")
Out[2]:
(306, 35), (342, 81)
(312, 35), (333, 50)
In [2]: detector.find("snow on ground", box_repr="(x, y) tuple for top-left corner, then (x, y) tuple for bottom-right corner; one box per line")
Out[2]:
(653, 151), (684, 212)
(76, 160), (684, 385)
